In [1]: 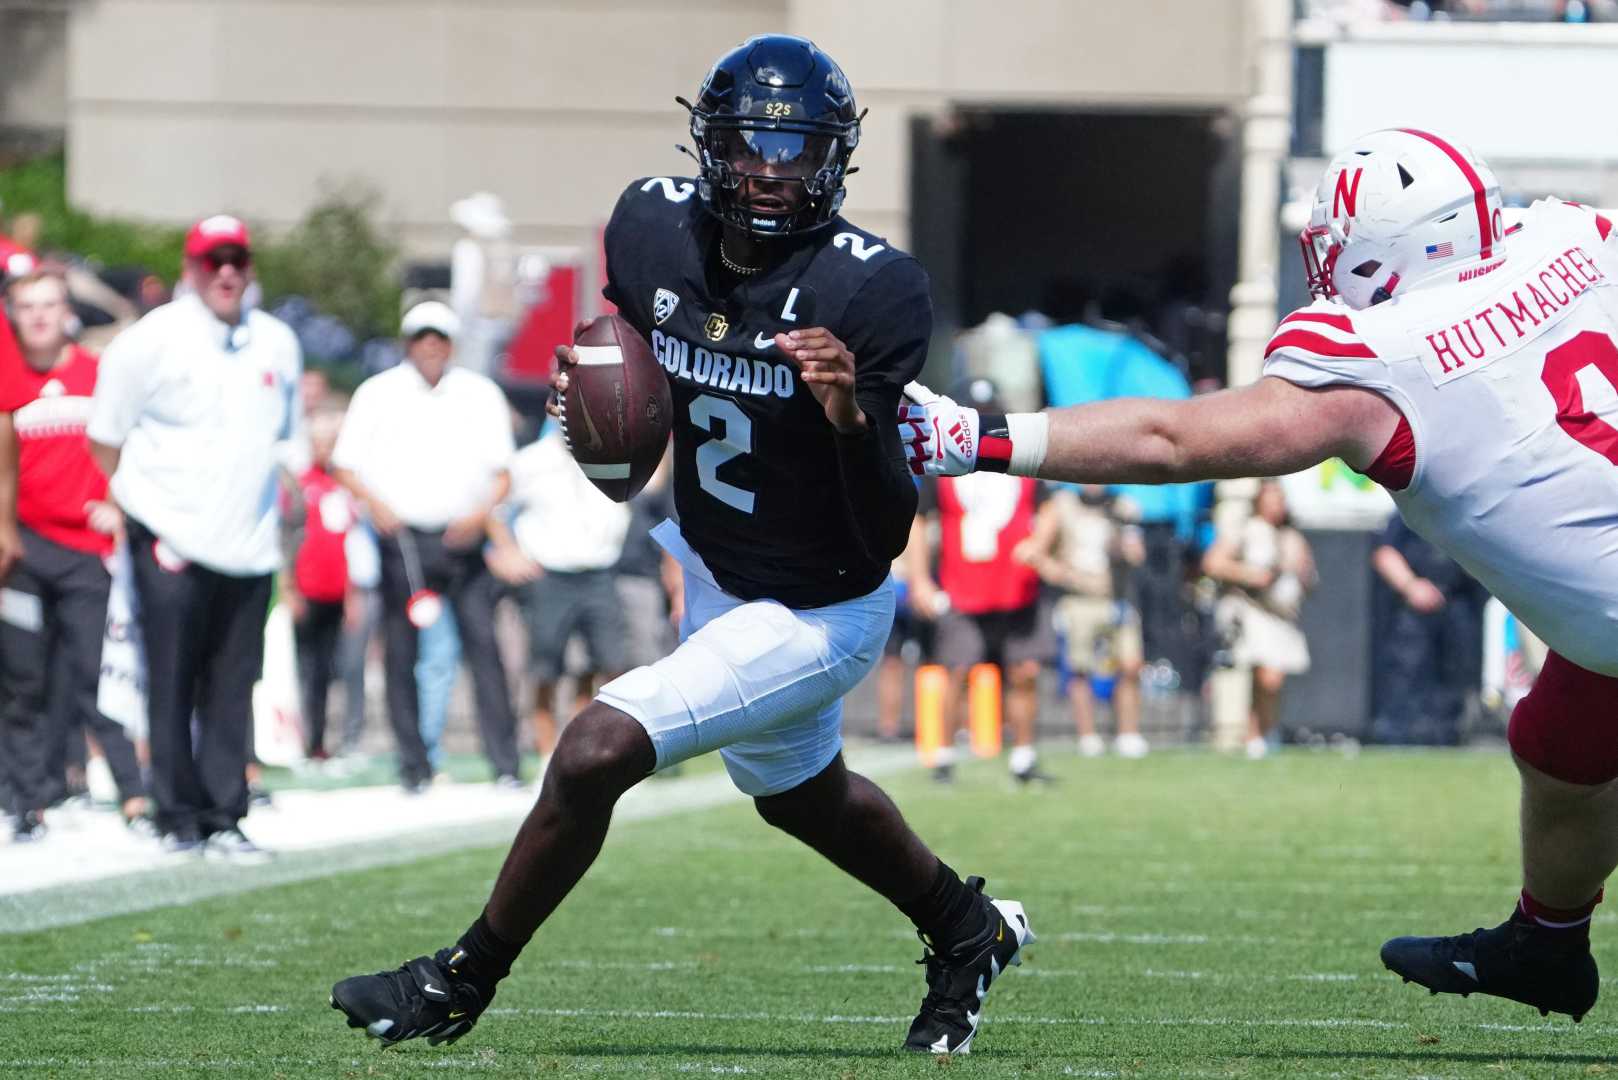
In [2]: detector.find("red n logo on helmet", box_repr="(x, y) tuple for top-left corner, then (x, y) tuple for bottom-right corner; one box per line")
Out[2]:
(1333, 168), (1364, 219)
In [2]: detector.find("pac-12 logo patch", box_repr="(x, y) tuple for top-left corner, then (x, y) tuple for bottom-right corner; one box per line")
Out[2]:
(653, 288), (679, 325)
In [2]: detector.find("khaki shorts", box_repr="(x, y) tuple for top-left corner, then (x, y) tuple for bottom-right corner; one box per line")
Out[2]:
(1054, 595), (1143, 676)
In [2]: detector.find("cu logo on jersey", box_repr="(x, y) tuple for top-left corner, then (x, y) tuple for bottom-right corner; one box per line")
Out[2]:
(653, 288), (680, 325)
(703, 313), (729, 341)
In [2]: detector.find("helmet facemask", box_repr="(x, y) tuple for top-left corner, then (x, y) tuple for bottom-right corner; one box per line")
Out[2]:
(682, 34), (862, 240)
(695, 120), (848, 237)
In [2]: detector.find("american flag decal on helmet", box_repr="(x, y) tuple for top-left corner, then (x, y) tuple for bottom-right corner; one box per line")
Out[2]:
(1425, 242), (1455, 260)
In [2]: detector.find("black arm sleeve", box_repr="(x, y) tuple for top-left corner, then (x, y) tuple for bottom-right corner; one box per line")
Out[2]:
(834, 381), (916, 562)
(833, 259), (932, 563)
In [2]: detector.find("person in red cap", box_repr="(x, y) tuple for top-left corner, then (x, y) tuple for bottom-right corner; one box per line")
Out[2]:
(88, 213), (306, 862)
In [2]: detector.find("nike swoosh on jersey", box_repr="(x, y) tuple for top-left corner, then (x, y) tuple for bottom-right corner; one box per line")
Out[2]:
(754, 332), (775, 350)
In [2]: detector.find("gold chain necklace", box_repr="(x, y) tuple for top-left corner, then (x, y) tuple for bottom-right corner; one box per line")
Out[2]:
(719, 241), (761, 276)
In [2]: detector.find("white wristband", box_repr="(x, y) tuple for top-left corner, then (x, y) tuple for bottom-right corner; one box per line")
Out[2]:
(1005, 412), (1050, 477)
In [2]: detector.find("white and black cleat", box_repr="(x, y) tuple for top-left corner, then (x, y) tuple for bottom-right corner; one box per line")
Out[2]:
(331, 949), (489, 1048)
(903, 877), (1035, 1054)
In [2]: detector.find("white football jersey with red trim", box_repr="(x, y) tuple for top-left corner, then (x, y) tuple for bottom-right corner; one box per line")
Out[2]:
(1264, 198), (1618, 675)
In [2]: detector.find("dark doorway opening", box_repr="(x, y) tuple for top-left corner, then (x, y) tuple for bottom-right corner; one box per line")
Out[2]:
(911, 109), (1238, 384)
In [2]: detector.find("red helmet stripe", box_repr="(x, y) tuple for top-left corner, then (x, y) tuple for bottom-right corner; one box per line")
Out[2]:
(1398, 128), (1493, 259)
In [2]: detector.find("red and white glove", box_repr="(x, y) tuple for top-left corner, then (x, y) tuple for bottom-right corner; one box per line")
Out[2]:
(898, 381), (1011, 477)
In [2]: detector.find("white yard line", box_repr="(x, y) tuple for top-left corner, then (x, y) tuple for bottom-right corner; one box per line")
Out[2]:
(0, 745), (914, 934)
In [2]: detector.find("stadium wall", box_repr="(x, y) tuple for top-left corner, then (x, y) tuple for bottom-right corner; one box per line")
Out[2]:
(59, 0), (1253, 255)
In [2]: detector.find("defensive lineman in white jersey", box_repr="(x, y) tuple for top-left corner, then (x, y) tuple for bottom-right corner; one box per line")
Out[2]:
(902, 127), (1618, 1022)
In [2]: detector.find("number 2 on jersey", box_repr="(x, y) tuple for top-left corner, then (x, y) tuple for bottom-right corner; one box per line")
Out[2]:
(689, 394), (755, 513)
(1542, 331), (1618, 465)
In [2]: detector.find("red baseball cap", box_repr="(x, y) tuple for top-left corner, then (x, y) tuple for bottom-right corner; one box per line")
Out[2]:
(184, 214), (252, 258)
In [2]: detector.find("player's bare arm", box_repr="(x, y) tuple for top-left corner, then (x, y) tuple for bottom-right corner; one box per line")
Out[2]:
(903, 375), (1401, 488)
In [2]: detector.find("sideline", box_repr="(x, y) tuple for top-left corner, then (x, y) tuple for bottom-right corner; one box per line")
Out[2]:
(0, 744), (917, 935)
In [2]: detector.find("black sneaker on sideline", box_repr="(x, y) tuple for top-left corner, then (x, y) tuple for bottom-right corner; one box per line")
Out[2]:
(10, 811), (46, 843)
(1011, 765), (1058, 787)
(1381, 917), (1599, 1021)
(125, 814), (162, 845)
(331, 948), (489, 1046)
(204, 827), (272, 865)
(903, 876), (1036, 1054)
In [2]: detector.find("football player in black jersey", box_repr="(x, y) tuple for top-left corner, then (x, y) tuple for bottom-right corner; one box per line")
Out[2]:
(331, 34), (1033, 1056)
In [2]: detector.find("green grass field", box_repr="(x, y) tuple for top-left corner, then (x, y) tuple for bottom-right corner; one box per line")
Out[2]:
(9, 747), (1618, 1079)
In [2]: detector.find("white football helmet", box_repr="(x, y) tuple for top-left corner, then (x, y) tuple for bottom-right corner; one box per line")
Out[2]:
(1301, 128), (1505, 309)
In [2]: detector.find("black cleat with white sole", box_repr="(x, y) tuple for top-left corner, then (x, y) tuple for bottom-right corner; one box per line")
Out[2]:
(331, 948), (489, 1047)
(1381, 918), (1599, 1021)
(903, 876), (1035, 1055)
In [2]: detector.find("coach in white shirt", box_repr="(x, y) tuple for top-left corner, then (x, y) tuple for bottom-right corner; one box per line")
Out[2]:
(333, 302), (520, 791)
(88, 214), (303, 859)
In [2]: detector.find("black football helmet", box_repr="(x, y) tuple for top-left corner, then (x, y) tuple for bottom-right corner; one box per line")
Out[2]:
(680, 34), (861, 238)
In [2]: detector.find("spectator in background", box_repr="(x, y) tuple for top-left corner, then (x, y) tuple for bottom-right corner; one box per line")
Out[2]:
(612, 454), (682, 684)
(87, 214), (303, 859)
(0, 267), (145, 842)
(877, 517), (932, 742)
(1020, 485), (1150, 758)
(283, 408), (358, 760)
(1371, 517), (1489, 745)
(414, 596), (462, 780)
(1203, 480), (1317, 759)
(448, 192), (520, 376)
(910, 381), (1054, 784)
(336, 524), (381, 757)
(486, 416), (631, 757)
(0, 255), (31, 583)
(301, 369), (333, 417)
(333, 301), (520, 792)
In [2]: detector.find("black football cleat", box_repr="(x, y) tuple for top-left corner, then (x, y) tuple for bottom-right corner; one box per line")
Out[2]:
(330, 948), (489, 1047)
(1381, 918), (1599, 1021)
(903, 877), (1035, 1054)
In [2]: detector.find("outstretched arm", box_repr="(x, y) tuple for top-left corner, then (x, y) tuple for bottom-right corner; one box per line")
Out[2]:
(903, 376), (1401, 486)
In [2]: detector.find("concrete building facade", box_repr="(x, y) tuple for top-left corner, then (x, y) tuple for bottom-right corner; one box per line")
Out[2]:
(30, 0), (1254, 253)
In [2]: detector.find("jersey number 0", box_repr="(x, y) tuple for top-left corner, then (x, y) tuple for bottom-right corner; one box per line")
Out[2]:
(1543, 331), (1618, 466)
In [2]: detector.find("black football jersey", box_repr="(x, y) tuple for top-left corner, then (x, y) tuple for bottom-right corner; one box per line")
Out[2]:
(602, 176), (932, 608)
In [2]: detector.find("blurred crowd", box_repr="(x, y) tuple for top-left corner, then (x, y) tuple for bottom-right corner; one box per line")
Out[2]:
(875, 292), (1509, 781)
(0, 193), (1513, 856)
(1304, 0), (1617, 22)
(0, 206), (682, 856)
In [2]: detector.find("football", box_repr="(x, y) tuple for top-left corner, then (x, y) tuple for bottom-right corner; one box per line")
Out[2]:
(561, 313), (673, 502)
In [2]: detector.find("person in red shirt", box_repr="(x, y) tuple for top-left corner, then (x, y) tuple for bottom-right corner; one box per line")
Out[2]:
(281, 408), (357, 759)
(0, 252), (33, 580)
(909, 383), (1055, 785)
(0, 267), (145, 841)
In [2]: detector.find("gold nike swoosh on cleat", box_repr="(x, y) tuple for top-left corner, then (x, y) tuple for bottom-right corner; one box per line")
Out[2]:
(996, 921), (1004, 943)
(448, 1010), (466, 1019)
